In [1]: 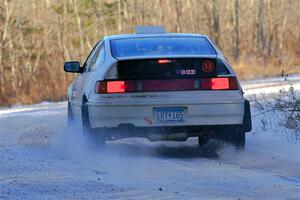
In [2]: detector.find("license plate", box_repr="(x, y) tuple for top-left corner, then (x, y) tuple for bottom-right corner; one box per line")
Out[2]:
(153, 107), (186, 124)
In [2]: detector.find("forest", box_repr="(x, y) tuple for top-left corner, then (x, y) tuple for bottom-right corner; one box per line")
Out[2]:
(0, 0), (299, 105)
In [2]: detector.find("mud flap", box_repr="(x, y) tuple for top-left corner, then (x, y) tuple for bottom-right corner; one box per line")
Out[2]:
(243, 99), (252, 132)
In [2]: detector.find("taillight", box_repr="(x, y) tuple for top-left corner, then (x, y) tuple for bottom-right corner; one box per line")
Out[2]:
(228, 77), (239, 90)
(94, 81), (107, 94)
(95, 77), (239, 94)
(211, 78), (229, 90)
(107, 81), (125, 93)
(201, 77), (238, 90)
(95, 81), (125, 94)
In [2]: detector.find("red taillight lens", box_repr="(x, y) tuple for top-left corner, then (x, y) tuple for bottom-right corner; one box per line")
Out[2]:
(107, 81), (125, 93)
(228, 77), (239, 90)
(124, 80), (137, 92)
(211, 78), (229, 90)
(143, 79), (194, 92)
(201, 77), (238, 90)
(94, 81), (107, 94)
(95, 81), (125, 94)
(95, 77), (239, 94)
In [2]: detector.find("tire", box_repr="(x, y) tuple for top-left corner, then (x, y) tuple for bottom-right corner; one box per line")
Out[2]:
(67, 101), (74, 127)
(219, 126), (245, 150)
(198, 135), (210, 146)
(198, 133), (223, 157)
(81, 98), (106, 149)
(243, 100), (252, 132)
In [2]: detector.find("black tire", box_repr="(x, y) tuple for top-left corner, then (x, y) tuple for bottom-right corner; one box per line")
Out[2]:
(219, 126), (245, 150)
(81, 98), (106, 148)
(67, 101), (74, 127)
(198, 135), (210, 146)
(198, 133), (223, 157)
(243, 100), (252, 132)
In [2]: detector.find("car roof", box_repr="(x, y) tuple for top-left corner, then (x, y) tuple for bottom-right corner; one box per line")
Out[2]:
(103, 33), (206, 40)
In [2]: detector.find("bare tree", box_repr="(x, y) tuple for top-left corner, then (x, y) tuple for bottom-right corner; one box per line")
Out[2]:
(211, 0), (220, 46)
(257, 0), (265, 52)
(72, 0), (85, 57)
(0, 0), (300, 105)
(232, 0), (240, 60)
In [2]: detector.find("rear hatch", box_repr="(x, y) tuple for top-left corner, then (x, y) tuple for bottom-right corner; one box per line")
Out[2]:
(90, 36), (243, 126)
(92, 57), (242, 126)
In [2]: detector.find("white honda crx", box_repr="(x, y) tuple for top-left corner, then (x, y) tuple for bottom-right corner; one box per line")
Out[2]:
(64, 26), (252, 149)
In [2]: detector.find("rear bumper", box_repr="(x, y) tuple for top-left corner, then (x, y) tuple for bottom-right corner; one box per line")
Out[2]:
(93, 124), (242, 141)
(87, 101), (244, 129)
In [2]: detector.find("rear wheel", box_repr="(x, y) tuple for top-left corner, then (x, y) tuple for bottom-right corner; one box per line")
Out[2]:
(219, 126), (245, 150)
(67, 101), (74, 127)
(198, 133), (222, 156)
(198, 135), (210, 146)
(82, 98), (106, 149)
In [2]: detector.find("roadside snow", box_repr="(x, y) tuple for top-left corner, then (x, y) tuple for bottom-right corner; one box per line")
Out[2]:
(0, 101), (66, 118)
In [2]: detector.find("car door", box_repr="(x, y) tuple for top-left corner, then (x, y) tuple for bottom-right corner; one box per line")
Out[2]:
(71, 42), (102, 117)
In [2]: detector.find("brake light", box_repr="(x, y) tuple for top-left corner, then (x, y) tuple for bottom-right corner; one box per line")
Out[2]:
(107, 81), (125, 93)
(95, 81), (125, 94)
(201, 77), (238, 90)
(158, 59), (172, 64)
(211, 78), (229, 90)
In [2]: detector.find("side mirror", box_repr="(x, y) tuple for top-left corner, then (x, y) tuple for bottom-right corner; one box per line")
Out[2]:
(64, 61), (81, 73)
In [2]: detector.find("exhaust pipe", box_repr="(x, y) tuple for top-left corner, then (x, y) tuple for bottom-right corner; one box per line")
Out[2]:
(147, 132), (189, 142)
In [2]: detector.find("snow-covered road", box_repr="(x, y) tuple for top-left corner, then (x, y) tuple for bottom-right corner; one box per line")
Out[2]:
(1, 76), (300, 200)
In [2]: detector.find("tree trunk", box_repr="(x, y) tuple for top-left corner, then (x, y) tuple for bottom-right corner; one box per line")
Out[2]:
(257, 0), (265, 52)
(212, 0), (220, 46)
(117, 0), (123, 33)
(72, 0), (85, 57)
(279, 1), (287, 52)
(232, 0), (239, 60)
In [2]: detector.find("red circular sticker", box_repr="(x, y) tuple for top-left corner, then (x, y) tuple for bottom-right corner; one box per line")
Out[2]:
(202, 61), (214, 73)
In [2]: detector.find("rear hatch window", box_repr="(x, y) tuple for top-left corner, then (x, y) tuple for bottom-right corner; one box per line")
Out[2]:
(117, 58), (217, 80)
(110, 37), (216, 58)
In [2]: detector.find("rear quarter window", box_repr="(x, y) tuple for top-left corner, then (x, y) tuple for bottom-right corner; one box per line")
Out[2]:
(217, 59), (231, 75)
(89, 44), (105, 72)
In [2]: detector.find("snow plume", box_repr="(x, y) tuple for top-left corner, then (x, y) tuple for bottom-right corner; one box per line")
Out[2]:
(50, 122), (101, 164)
(50, 121), (221, 167)
(49, 121), (162, 167)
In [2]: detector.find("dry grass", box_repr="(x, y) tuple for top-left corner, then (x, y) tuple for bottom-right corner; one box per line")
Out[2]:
(232, 55), (300, 80)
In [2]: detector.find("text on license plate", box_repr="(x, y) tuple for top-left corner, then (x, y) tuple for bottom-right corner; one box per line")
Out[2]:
(153, 107), (186, 123)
